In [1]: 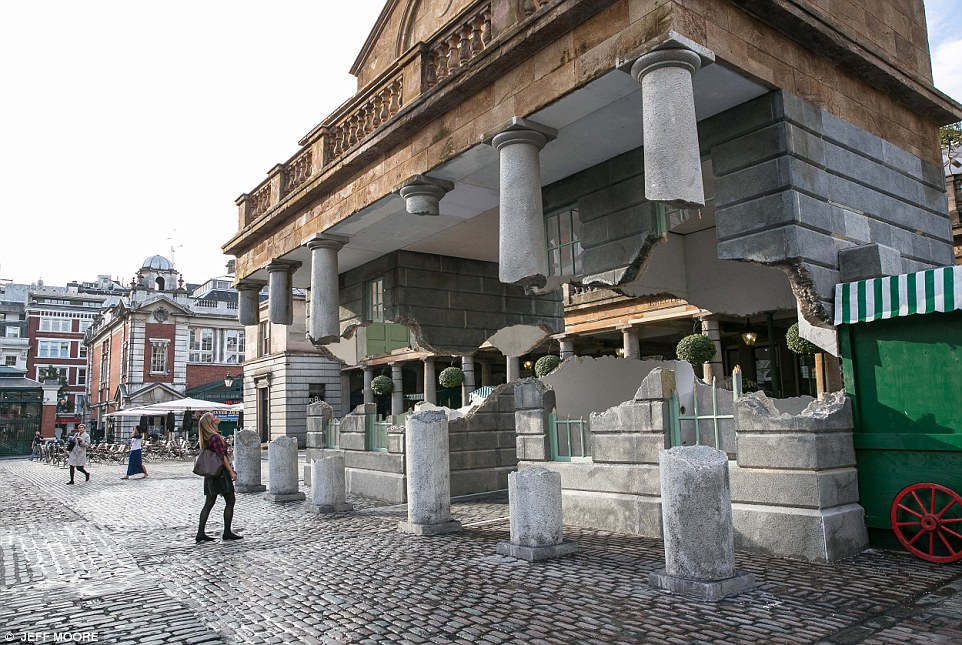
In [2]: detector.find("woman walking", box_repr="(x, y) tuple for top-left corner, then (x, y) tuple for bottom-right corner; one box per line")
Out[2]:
(195, 413), (242, 543)
(66, 424), (91, 485)
(121, 428), (148, 480)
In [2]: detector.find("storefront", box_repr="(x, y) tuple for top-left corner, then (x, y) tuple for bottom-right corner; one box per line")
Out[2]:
(0, 366), (43, 456)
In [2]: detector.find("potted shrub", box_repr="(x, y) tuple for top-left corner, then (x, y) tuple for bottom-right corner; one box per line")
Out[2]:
(787, 322), (825, 396)
(675, 333), (717, 369)
(438, 366), (464, 389)
(534, 355), (561, 377)
(371, 375), (393, 396)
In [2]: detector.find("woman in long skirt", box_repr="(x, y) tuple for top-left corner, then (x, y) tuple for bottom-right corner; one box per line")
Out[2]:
(122, 428), (148, 479)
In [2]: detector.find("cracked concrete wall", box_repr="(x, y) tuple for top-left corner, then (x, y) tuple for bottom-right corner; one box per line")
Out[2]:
(338, 250), (563, 355)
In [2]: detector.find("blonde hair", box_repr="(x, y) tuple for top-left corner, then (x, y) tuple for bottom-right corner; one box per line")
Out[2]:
(198, 413), (220, 449)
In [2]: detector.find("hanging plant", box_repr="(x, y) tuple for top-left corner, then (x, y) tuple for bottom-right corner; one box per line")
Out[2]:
(438, 366), (465, 389)
(786, 323), (820, 354)
(371, 375), (393, 395)
(675, 334), (717, 368)
(534, 355), (561, 378)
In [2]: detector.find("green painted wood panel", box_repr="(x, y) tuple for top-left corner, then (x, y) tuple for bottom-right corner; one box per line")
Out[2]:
(366, 322), (410, 356)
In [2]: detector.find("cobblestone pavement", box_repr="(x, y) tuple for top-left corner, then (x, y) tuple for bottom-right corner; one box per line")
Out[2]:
(2, 456), (961, 645)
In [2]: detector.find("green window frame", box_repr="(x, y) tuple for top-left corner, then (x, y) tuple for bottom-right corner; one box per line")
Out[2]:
(366, 278), (384, 323)
(545, 207), (582, 277)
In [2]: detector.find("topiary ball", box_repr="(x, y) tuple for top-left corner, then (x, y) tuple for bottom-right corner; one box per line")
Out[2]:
(438, 366), (465, 389)
(676, 334), (717, 368)
(371, 375), (393, 395)
(786, 323), (820, 354)
(534, 355), (561, 377)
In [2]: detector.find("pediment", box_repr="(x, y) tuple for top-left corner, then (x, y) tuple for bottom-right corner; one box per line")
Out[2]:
(136, 296), (194, 320)
(351, 0), (480, 89)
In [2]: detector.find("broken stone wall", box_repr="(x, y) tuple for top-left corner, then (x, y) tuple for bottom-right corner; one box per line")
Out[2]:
(447, 384), (517, 496)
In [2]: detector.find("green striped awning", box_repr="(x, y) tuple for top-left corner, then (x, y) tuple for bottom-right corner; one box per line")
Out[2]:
(834, 265), (962, 325)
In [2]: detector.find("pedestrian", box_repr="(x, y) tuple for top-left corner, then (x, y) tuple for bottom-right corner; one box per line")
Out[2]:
(195, 412), (242, 543)
(30, 430), (42, 461)
(66, 424), (91, 485)
(121, 428), (148, 480)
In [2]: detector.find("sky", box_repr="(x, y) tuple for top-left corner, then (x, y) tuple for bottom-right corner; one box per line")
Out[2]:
(1, 1), (960, 288)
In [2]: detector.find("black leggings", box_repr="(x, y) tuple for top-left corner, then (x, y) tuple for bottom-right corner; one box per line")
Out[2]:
(69, 466), (88, 481)
(198, 492), (236, 535)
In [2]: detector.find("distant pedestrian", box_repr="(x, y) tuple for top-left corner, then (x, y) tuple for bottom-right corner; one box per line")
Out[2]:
(30, 431), (42, 461)
(121, 428), (148, 480)
(66, 424), (91, 485)
(195, 413), (242, 543)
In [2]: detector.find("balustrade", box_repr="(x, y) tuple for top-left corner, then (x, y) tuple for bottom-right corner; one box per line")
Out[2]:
(283, 148), (313, 194)
(328, 76), (404, 159)
(425, 2), (491, 89)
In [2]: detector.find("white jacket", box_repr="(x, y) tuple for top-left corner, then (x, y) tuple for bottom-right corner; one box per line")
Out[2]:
(66, 431), (90, 467)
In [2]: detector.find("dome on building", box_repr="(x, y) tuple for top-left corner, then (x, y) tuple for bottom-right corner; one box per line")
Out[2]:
(142, 255), (174, 271)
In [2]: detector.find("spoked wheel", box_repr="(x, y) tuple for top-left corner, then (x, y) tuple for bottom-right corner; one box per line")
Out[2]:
(890, 483), (962, 563)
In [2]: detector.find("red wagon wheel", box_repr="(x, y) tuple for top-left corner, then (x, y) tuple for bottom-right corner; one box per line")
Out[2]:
(890, 483), (962, 564)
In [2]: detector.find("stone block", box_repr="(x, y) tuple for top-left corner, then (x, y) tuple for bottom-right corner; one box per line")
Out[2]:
(715, 191), (798, 239)
(711, 122), (788, 176)
(591, 433), (665, 464)
(264, 491), (306, 503)
(735, 432), (856, 470)
(535, 461), (662, 496)
(515, 408), (549, 435)
(560, 489), (662, 537)
(730, 466), (861, 508)
(838, 244), (902, 282)
(634, 367), (676, 401)
(343, 449), (403, 474)
(387, 433), (405, 454)
(649, 569), (756, 602)
(735, 391), (853, 434)
(516, 435), (550, 461)
(398, 520), (462, 535)
(513, 378), (549, 410)
(450, 466), (514, 497)
(496, 540), (578, 561)
(345, 468), (406, 504)
(305, 432), (324, 450)
(337, 432), (367, 452)
(732, 502), (868, 562)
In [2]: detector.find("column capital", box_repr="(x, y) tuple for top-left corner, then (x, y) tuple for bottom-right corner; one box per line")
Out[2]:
(303, 233), (349, 251)
(396, 175), (455, 216)
(617, 32), (714, 78)
(265, 260), (301, 274)
(236, 280), (266, 293)
(483, 116), (557, 151)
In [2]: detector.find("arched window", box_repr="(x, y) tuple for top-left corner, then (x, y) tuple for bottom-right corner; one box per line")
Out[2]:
(155, 277), (165, 291)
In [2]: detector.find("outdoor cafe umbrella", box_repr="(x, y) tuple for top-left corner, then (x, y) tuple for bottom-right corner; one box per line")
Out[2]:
(135, 397), (235, 413)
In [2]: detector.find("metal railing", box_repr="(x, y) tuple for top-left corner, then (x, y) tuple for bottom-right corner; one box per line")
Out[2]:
(323, 418), (340, 449)
(669, 368), (743, 454)
(366, 416), (390, 452)
(548, 414), (591, 462)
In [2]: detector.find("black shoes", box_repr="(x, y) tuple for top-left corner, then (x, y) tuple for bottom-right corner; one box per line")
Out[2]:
(84, 472), (90, 482)
(66, 481), (74, 485)
(195, 534), (215, 543)
(222, 532), (244, 541)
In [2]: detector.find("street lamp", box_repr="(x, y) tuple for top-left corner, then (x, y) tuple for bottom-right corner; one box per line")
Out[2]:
(224, 373), (234, 388)
(741, 318), (758, 346)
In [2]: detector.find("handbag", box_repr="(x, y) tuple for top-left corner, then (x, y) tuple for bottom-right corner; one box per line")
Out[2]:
(193, 448), (225, 477)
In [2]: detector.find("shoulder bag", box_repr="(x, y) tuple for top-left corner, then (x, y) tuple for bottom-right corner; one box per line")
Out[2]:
(193, 448), (225, 477)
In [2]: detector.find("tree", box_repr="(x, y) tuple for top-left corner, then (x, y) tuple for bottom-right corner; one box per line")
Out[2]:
(941, 122), (962, 153)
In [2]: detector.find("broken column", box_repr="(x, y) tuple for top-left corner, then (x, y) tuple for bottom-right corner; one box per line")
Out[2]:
(304, 233), (347, 344)
(496, 467), (577, 561)
(650, 445), (755, 600)
(363, 366), (374, 404)
(236, 282), (264, 326)
(620, 326), (640, 359)
(266, 260), (297, 325)
(423, 357), (436, 405)
(391, 362), (403, 417)
(265, 436), (306, 502)
(398, 410), (462, 535)
(397, 174), (454, 216)
(234, 428), (266, 493)
(307, 454), (353, 513)
(461, 355), (476, 402)
(486, 117), (557, 288)
(627, 40), (714, 207)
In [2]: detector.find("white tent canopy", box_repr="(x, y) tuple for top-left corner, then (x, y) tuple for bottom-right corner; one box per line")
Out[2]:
(106, 397), (235, 417)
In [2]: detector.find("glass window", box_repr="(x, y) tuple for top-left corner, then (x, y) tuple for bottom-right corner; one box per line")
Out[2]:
(259, 322), (271, 357)
(77, 368), (87, 386)
(188, 327), (214, 363)
(5, 326), (19, 338)
(366, 278), (384, 322)
(78, 344), (88, 359)
(224, 329), (245, 364)
(78, 320), (92, 332)
(545, 207), (582, 276)
(38, 341), (70, 358)
(39, 318), (72, 332)
(5, 356), (17, 366)
(150, 342), (168, 374)
(100, 341), (109, 385)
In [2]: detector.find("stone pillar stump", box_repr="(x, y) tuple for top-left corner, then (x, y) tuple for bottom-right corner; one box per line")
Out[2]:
(308, 454), (353, 513)
(398, 410), (461, 535)
(497, 467), (576, 561)
(234, 429), (266, 493)
(265, 436), (305, 502)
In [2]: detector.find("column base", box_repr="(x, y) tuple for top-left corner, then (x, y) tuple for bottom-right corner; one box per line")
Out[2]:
(235, 484), (266, 494)
(307, 502), (354, 514)
(496, 539), (577, 562)
(264, 491), (306, 503)
(648, 568), (756, 601)
(397, 520), (462, 535)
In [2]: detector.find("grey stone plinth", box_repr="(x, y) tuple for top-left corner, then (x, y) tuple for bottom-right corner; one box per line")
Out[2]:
(234, 429), (264, 494)
(649, 568), (756, 602)
(496, 539), (577, 561)
(398, 519), (462, 535)
(508, 467), (565, 548)
(400, 410), (459, 535)
(267, 436), (301, 499)
(264, 491), (306, 503)
(310, 454), (350, 513)
(307, 502), (354, 514)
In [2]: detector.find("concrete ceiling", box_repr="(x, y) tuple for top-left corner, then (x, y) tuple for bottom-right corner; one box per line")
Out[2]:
(269, 63), (769, 284)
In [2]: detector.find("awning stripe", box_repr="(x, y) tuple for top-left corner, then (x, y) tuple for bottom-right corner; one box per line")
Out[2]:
(834, 265), (962, 325)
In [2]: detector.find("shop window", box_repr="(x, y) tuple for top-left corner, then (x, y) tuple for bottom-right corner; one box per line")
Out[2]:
(545, 207), (582, 276)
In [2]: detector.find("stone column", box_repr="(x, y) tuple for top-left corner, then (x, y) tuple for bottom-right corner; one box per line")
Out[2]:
(363, 366), (374, 405)
(461, 355), (476, 403)
(391, 362), (403, 417)
(699, 316), (724, 383)
(398, 410), (462, 535)
(627, 42), (713, 207)
(506, 356), (520, 383)
(304, 234), (348, 345)
(496, 467), (577, 561)
(480, 359), (492, 387)
(559, 339), (574, 360)
(485, 117), (558, 288)
(266, 261), (297, 326)
(233, 429), (266, 493)
(307, 454), (353, 513)
(265, 436), (306, 502)
(397, 174), (454, 216)
(423, 357), (436, 405)
(649, 445), (755, 600)
(620, 326), (640, 360)
(236, 283), (264, 327)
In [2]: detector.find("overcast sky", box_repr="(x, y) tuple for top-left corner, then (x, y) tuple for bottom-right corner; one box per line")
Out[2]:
(1, 1), (960, 288)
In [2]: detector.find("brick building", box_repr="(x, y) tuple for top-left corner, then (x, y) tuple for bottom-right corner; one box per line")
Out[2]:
(945, 145), (962, 264)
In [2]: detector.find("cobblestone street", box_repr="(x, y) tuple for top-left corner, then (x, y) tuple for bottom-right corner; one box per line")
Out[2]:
(2, 456), (961, 644)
